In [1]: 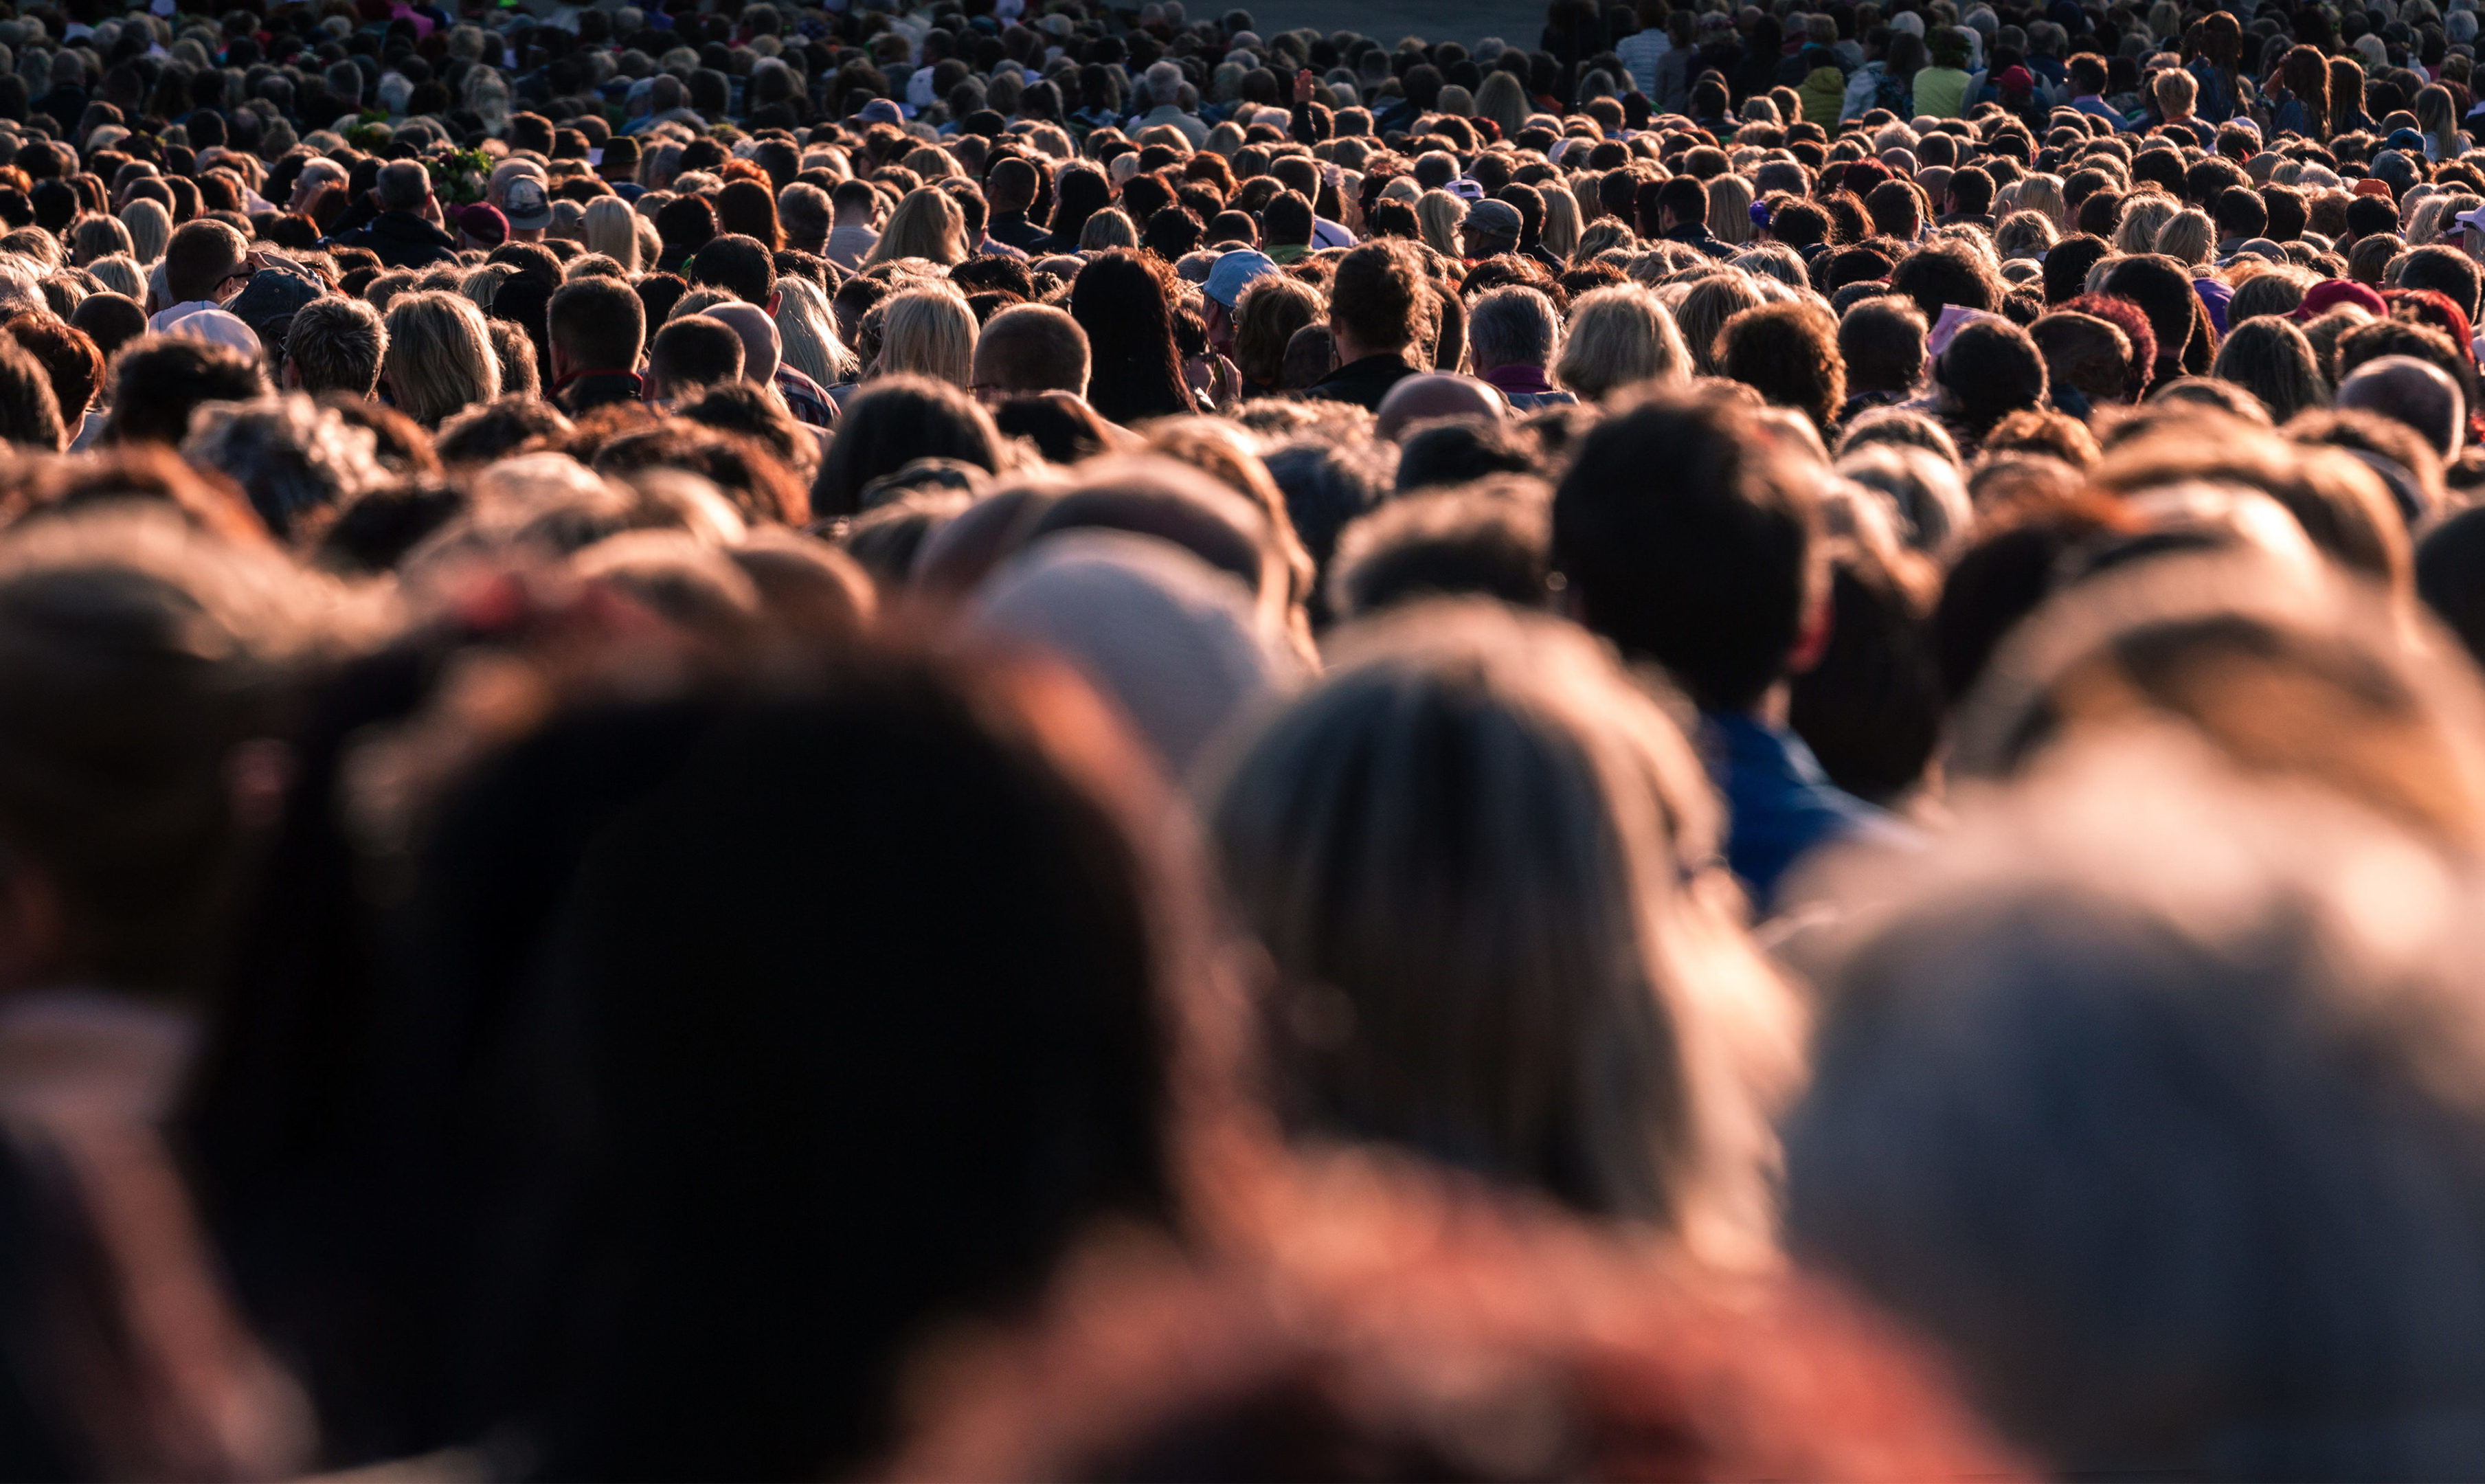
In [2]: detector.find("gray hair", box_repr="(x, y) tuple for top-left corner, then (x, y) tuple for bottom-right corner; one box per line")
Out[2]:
(374, 160), (431, 213)
(1788, 729), (2485, 1476)
(1145, 58), (1184, 106)
(1465, 284), (1560, 374)
(181, 393), (389, 540)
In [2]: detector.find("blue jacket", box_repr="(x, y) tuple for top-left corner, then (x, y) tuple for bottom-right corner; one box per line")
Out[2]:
(1707, 713), (1891, 912)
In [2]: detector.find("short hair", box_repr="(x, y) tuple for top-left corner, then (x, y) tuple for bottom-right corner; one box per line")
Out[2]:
(2397, 244), (2484, 322)
(285, 295), (387, 398)
(1554, 286), (1689, 403)
(549, 276), (648, 376)
(1466, 285), (1560, 373)
(163, 218), (247, 304)
(1838, 297), (1928, 396)
(103, 335), (267, 446)
(650, 314), (747, 396)
(1327, 483), (1553, 618)
(374, 159), (431, 212)
(2339, 352), (2468, 458)
(436, 394), (576, 466)
(1553, 392), (1818, 711)
(778, 183), (831, 245)
(970, 304), (1090, 398)
(2211, 185), (2267, 239)
(1327, 239), (1429, 355)
(381, 291), (502, 429)
(688, 232), (779, 304)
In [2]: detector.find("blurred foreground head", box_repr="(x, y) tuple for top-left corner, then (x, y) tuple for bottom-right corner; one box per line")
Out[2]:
(1208, 601), (1801, 1264)
(1788, 735), (2485, 1477)
(421, 639), (1222, 1478)
(885, 1151), (2023, 1483)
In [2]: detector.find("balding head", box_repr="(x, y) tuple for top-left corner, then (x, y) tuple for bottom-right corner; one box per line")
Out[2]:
(2338, 355), (2467, 458)
(1374, 372), (1508, 440)
(704, 301), (782, 385)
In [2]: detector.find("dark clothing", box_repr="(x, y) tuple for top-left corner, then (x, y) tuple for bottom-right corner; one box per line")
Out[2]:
(1527, 241), (1568, 273)
(987, 210), (1050, 253)
(556, 369), (646, 417)
(1707, 712), (1893, 912)
(321, 210), (461, 271)
(1661, 221), (1736, 260)
(1301, 352), (1420, 412)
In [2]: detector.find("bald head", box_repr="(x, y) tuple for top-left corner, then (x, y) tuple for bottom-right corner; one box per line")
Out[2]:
(2339, 355), (2467, 458)
(1375, 372), (1508, 440)
(704, 301), (782, 386)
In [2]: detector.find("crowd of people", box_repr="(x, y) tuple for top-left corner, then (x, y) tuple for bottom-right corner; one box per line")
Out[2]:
(8, 0), (2485, 1476)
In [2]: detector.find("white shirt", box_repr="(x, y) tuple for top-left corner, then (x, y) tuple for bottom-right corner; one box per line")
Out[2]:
(148, 299), (218, 333)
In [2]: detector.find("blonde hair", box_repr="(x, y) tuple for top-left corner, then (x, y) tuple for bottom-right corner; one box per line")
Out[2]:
(583, 196), (641, 273)
(874, 286), (977, 389)
(1541, 186), (1582, 263)
(381, 289), (502, 428)
(862, 187), (969, 268)
(1554, 285), (1693, 402)
(120, 199), (171, 264)
(2114, 193), (2180, 255)
(1672, 271), (1764, 377)
(2155, 208), (2215, 267)
(1079, 208), (1139, 251)
(1476, 70), (1531, 139)
(1208, 600), (1803, 1266)
(772, 274), (859, 386)
(1707, 175), (1756, 247)
(69, 214), (132, 267)
(87, 254), (142, 300)
(1416, 190), (1468, 259)
(459, 261), (513, 313)
(1996, 209), (2060, 259)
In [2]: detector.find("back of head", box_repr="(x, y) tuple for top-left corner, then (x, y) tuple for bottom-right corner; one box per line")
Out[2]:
(105, 334), (269, 447)
(688, 232), (778, 304)
(455, 647), (1187, 1478)
(649, 314), (746, 398)
(1207, 599), (1797, 1252)
(0, 503), (317, 988)
(1553, 390), (1818, 712)
(285, 296), (387, 399)
(549, 275), (648, 376)
(1787, 732), (2485, 1478)
(813, 374), (1003, 518)
(1327, 238), (1428, 357)
(971, 303), (1090, 400)
(164, 217), (246, 304)
(2339, 353), (2467, 458)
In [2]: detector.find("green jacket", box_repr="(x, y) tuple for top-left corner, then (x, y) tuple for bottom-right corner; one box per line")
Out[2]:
(1799, 64), (1847, 126)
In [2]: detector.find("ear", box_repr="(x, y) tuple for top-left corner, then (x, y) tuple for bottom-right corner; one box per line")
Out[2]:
(1786, 583), (1835, 676)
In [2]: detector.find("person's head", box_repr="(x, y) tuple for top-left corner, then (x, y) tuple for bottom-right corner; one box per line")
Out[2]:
(2339, 353), (2467, 458)
(1208, 600), (1798, 1257)
(374, 159), (432, 216)
(426, 642), (1204, 1478)
(1717, 300), (1845, 434)
(283, 296), (387, 398)
(1553, 285), (1690, 403)
(864, 187), (970, 267)
(1786, 722), (2485, 1479)
(181, 392), (389, 539)
(2211, 315), (2329, 423)
(2152, 63), (2199, 119)
(0, 330), (64, 452)
(583, 196), (642, 273)
(1935, 319), (2049, 438)
(1326, 483), (1555, 619)
(1838, 296), (1929, 398)
(1467, 284), (1562, 376)
(5, 314), (104, 428)
(689, 232), (779, 305)
(647, 314), (746, 403)
(812, 374), (1004, 518)
(875, 286), (979, 391)
(1553, 391), (1821, 713)
(2397, 245), (2484, 324)
(102, 335), (269, 446)
(0, 502), (319, 990)
(162, 217), (247, 304)
(1233, 273), (1325, 391)
(381, 290), (502, 429)
(1326, 239), (1430, 363)
(549, 276), (649, 383)
(969, 304), (1090, 405)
